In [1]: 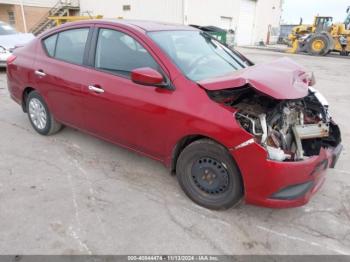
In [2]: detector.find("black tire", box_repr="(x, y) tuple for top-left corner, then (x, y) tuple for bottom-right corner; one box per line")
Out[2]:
(307, 35), (330, 56)
(176, 139), (243, 210)
(26, 91), (62, 135)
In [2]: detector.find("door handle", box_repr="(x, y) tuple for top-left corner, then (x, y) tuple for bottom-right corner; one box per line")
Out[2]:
(88, 85), (105, 94)
(34, 70), (46, 77)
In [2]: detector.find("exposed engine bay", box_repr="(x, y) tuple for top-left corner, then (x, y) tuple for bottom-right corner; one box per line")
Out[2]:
(208, 86), (341, 162)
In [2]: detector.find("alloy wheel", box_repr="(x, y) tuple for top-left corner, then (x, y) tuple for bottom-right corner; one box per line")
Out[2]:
(28, 98), (47, 130)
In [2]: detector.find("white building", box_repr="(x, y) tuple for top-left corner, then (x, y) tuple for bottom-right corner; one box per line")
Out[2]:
(79, 0), (282, 46)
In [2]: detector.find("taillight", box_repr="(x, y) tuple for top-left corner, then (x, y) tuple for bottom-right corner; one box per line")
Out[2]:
(6, 54), (16, 65)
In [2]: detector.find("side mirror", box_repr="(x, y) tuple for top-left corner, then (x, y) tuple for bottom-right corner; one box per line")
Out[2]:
(131, 67), (165, 86)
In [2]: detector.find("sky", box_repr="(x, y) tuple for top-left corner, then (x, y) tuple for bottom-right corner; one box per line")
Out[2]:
(282, 0), (350, 24)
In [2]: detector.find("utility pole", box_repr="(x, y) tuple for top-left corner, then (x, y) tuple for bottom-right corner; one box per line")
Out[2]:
(19, 0), (27, 33)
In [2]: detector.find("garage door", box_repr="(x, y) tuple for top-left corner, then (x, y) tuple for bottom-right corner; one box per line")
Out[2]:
(236, 0), (256, 46)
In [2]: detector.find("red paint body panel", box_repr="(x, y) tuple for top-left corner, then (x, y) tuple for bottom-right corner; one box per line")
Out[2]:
(131, 67), (164, 85)
(6, 39), (37, 105)
(34, 55), (87, 129)
(198, 57), (310, 99)
(6, 19), (341, 208)
(231, 142), (334, 208)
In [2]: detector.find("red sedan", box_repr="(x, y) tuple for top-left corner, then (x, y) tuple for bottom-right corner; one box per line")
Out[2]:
(6, 20), (342, 209)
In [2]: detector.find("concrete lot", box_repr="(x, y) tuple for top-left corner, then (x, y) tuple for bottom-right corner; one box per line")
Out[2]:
(0, 49), (349, 255)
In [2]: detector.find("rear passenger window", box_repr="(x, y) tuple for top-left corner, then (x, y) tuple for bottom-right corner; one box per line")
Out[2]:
(43, 34), (57, 57)
(55, 28), (89, 65)
(95, 29), (158, 77)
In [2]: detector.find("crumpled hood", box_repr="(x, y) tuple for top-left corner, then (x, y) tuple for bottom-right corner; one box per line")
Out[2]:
(198, 57), (313, 100)
(0, 33), (34, 50)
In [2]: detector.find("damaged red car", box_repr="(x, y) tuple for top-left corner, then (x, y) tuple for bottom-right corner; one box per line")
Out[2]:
(7, 20), (342, 209)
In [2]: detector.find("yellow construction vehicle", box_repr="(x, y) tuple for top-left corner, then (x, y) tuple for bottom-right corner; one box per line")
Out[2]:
(288, 7), (350, 56)
(48, 15), (103, 26)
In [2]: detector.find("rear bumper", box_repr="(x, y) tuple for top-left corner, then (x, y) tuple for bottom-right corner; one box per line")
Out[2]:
(231, 143), (343, 208)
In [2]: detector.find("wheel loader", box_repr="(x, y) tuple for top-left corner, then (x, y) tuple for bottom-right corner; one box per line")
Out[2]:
(287, 7), (350, 56)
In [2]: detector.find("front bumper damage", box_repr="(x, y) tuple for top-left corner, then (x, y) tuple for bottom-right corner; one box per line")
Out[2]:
(230, 142), (343, 208)
(203, 57), (343, 208)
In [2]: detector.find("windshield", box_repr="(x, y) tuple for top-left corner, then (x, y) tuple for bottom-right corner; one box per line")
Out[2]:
(148, 30), (247, 81)
(0, 23), (17, 35)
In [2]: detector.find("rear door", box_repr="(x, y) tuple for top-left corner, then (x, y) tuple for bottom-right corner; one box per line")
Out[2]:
(34, 26), (92, 129)
(80, 26), (174, 159)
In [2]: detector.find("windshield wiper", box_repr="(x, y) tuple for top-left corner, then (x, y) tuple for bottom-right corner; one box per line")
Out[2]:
(200, 31), (245, 69)
(200, 32), (239, 70)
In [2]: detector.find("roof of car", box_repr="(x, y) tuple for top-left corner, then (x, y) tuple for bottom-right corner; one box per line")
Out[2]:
(67, 19), (197, 32)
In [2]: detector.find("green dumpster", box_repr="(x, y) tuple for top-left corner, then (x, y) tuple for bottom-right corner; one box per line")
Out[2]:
(189, 25), (228, 44)
(207, 31), (227, 44)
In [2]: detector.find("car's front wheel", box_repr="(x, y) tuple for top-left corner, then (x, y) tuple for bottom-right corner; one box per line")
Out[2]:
(176, 139), (243, 210)
(26, 91), (62, 135)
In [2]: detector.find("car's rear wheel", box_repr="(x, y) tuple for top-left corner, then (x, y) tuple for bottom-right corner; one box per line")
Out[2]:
(176, 139), (243, 210)
(26, 91), (62, 135)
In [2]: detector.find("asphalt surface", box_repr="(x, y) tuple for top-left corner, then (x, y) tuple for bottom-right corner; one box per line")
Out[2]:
(0, 48), (349, 255)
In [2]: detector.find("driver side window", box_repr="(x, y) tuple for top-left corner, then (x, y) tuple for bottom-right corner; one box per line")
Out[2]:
(95, 28), (159, 77)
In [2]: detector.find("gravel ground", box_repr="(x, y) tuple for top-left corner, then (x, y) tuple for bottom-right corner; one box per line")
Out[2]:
(0, 48), (349, 255)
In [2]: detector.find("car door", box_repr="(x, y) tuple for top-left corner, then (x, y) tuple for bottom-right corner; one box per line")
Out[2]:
(80, 26), (174, 160)
(34, 27), (92, 129)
